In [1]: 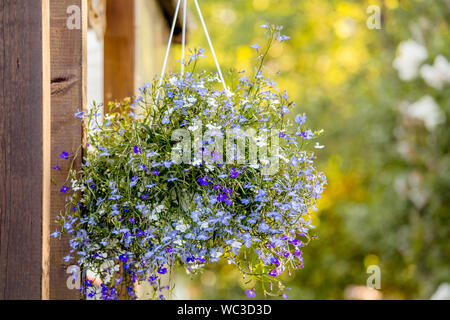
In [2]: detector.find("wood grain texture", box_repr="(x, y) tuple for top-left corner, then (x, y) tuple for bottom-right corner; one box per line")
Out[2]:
(104, 0), (135, 109)
(49, 0), (87, 300)
(0, 0), (47, 300)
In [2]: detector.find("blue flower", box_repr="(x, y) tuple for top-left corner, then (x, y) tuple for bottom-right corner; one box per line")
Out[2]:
(268, 269), (278, 277)
(295, 114), (306, 126)
(129, 175), (138, 187)
(162, 117), (170, 125)
(250, 43), (261, 50)
(60, 151), (69, 160)
(158, 267), (167, 275)
(60, 186), (69, 193)
(50, 229), (60, 238)
(134, 146), (142, 154)
(245, 289), (256, 298)
(230, 168), (240, 178)
(277, 34), (290, 42)
(198, 177), (209, 186)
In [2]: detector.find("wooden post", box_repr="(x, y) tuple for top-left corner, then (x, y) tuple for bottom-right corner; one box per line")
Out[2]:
(0, 0), (51, 299)
(104, 0), (135, 110)
(49, 0), (87, 299)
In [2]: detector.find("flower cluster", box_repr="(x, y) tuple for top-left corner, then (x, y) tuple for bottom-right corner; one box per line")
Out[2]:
(54, 25), (326, 300)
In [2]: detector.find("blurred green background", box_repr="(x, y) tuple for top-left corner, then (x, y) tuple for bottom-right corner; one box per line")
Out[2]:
(172, 0), (450, 300)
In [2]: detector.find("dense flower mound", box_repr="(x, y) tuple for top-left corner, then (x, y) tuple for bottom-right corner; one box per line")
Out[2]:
(54, 25), (326, 300)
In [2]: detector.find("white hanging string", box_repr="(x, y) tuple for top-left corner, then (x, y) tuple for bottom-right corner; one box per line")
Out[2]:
(181, 0), (188, 76)
(156, 0), (228, 102)
(156, 0), (182, 101)
(193, 0), (228, 92)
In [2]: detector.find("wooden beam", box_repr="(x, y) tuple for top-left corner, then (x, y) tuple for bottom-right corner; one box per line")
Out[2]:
(0, 0), (51, 299)
(49, 0), (87, 299)
(104, 0), (135, 110)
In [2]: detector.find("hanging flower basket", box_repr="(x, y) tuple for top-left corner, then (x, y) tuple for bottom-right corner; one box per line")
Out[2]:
(53, 2), (326, 300)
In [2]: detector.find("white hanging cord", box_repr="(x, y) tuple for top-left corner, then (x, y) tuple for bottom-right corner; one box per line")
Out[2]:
(181, 0), (188, 76)
(193, 0), (228, 93)
(156, 0), (182, 101)
(156, 0), (229, 101)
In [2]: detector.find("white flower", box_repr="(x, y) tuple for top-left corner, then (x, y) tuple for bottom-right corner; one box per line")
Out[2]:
(152, 204), (165, 214)
(401, 95), (446, 131)
(176, 222), (189, 233)
(71, 179), (84, 192)
(231, 241), (242, 250)
(314, 143), (325, 149)
(393, 40), (428, 81)
(200, 221), (209, 229)
(211, 251), (223, 259)
(207, 97), (218, 108)
(420, 55), (450, 90)
(188, 123), (201, 131)
(174, 238), (185, 246)
(168, 76), (178, 85)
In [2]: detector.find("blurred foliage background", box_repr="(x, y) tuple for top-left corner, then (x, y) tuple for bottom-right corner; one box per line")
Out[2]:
(171, 0), (450, 299)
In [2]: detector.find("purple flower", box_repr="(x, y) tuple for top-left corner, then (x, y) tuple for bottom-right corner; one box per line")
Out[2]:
(50, 229), (60, 238)
(60, 186), (69, 193)
(277, 34), (290, 42)
(129, 175), (138, 187)
(134, 146), (142, 154)
(60, 151), (69, 160)
(141, 194), (150, 200)
(162, 117), (170, 125)
(280, 293), (289, 300)
(152, 169), (160, 176)
(295, 114), (306, 126)
(217, 193), (228, 202)
(129, 217), (135, 224)
(198, 177), (209, 186)
(230, 168), (240, 178)
(245, 289), (256, 298)
(158, 267), (167, 275)
(52, 164), (61, 171)
(268, 269), (278, 277)
(250, 43), (261, 50)
(270, 257), (280, 267)
(119, 254), (129, 263)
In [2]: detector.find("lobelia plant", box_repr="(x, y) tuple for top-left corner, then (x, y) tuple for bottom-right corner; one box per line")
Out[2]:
(53, 24), (327, 300)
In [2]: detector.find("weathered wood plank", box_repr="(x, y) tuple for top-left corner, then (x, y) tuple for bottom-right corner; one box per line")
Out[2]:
(0, 0), (50, 300)
(104, 0), (135, 110)
(49, 0), (87, 300)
